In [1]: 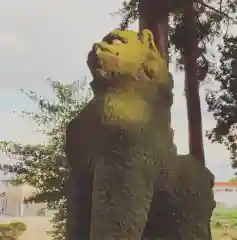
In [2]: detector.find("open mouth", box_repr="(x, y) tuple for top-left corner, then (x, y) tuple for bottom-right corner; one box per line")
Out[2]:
(87, 45), (109, 71)
(87, 33), (124, 70)
(87, 48), (100, 70)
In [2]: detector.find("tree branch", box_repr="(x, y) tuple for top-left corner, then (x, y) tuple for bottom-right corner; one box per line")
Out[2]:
(219, 0), (223, 12)
(195, 0), (237, 23)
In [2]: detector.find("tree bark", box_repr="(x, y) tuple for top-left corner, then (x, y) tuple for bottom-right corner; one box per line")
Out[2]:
(183, 2), (205, 164)
(183, 2), (212, 239)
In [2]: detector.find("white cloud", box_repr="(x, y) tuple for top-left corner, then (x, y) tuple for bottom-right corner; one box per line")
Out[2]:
(0, 113), (44, 144)
(0, 33), (21, 53)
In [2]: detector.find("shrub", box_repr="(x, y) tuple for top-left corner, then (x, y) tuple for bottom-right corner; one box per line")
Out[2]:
(0, 221), (27, 240)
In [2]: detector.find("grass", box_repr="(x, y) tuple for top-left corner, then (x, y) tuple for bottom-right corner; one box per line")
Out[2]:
(212, 206), (237, 239)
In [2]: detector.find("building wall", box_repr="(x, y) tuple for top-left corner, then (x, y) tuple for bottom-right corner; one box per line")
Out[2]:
(0, 182), (50, 217)
(213, 185), (237, 207)
(4, 184), (23, 216)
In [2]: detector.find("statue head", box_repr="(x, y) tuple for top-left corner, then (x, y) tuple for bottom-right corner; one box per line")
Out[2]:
(87, 29), (173, 126)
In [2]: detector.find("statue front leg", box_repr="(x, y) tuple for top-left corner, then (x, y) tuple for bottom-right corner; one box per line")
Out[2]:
(66, 102), (103, 240)
(90, 129), (156, 240)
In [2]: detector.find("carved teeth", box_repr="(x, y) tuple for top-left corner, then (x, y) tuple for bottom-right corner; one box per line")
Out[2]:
(112, 39), (122, 44)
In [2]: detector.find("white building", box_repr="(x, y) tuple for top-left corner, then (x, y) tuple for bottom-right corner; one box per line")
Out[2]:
(213, 182), (237, 208)
(0, 180), (50, 217)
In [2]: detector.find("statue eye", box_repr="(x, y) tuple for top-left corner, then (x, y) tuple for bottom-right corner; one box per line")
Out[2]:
(103, 35), (126, 44)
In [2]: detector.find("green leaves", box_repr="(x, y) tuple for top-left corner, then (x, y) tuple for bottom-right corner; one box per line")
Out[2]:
(0, 78), (92, 240)
(116, 0), (139, 29)
(206, 36), (237, 163)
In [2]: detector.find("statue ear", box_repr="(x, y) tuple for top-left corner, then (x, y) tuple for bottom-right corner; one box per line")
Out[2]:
(139, 29), (158, 53)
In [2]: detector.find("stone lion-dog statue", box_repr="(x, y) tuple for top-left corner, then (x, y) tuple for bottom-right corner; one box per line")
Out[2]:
(66, 29), (215, 240)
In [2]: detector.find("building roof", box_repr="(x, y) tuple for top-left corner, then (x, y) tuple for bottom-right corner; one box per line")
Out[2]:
(215, 182), (237, 187)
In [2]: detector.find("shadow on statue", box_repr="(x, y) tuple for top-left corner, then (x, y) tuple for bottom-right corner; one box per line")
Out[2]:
(66, 29), (216, 240)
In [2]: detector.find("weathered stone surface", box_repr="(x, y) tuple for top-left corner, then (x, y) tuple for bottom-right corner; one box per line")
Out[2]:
(173, 155), (215, 239)
(143, 155), (215, 240)
(66, 29), (215, 240)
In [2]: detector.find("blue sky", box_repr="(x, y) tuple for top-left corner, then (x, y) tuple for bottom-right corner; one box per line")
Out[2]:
(0, 0), (234, 180)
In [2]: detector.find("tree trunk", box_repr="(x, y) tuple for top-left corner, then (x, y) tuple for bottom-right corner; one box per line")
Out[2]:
(183, 2), (212, 239)
(183, 2), (205, 164)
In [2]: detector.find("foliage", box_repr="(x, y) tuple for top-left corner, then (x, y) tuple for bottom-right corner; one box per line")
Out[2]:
(0, 78), (92, 240)
(229, 177), (237, 182)
(51, 198), (67, 240)
(115, 0), (139, 30)
(0, 221), (27, 240)
(206, 36), (237, 166)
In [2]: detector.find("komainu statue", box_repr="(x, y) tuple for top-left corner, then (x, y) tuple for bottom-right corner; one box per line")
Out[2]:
(66, 29), (215, 240)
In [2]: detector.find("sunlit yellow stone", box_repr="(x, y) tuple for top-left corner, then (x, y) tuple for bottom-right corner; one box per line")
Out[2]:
(103, 89), (150, 125)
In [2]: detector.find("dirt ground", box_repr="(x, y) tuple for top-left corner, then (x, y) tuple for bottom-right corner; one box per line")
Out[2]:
(0, 216), (52, 240)
(0, 214), (235, 240)
(212, 228), (237, 239)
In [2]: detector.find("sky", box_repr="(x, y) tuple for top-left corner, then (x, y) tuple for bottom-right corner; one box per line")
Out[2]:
(0, 0), (235, 181)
